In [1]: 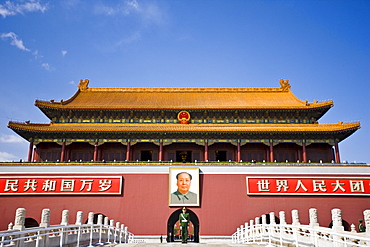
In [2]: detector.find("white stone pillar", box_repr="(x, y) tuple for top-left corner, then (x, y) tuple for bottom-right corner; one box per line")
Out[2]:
(104, 217), (109, 225)
(8, 222), (14, 230)
(97, 214), (103, 225)
(75, 211), (83, 225)
(87, 212), (94, 225)
(110, 219), (115, 227)
(309, 208), (319, 227)
(40, 208), (50, 228)
(279, 211), (286, 224)
(331, 208), (344, 231)
(291, 209), (300, 225)
(60, 210), (69, 226)
(255, 217), (260, 225)
(14, 208), (26, 231)
(262, 214), (267, 225)
(270, 212), (276, 225)
(364, 209), (370, 235)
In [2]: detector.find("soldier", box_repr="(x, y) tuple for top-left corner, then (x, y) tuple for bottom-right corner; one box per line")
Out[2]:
(179, 207), (190, 244)
(358, 219), (366, 232)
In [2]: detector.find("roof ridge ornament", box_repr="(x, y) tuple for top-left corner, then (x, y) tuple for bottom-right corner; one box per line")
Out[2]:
(279, 79), (291, 91)
(78, 79), (89, 92)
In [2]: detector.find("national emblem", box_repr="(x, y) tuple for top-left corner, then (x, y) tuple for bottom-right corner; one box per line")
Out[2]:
(177, 111), (190, 124)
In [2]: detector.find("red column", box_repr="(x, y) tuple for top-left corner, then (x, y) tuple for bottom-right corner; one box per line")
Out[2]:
(93, 143), (98, 161)
(302, 142), (307, 163)
(33, 146), (40, 162)
(237, 142), (241, 162)
(126, 142), (131, 161)
(335, 142), (341, 163)
(159, 142), (163, 161)
(60, 142), (66, 162)
(27, 141), (33, 162)
(204, 141), (208, 161)
(269, 142), (274, 162)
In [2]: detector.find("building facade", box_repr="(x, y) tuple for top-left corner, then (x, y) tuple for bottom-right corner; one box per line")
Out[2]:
(2, 79), (368, 242)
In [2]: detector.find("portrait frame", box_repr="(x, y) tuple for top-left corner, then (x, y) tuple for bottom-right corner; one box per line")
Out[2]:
(169, 167), (200, 206)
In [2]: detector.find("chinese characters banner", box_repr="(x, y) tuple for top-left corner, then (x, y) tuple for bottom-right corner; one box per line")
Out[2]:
(246, 177), (370, 196)
(0, 176), (122, 195)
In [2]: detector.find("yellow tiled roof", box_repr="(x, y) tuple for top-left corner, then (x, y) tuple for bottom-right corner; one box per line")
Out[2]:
(35, 81), (333, 110)
(8, 122), (360, 133)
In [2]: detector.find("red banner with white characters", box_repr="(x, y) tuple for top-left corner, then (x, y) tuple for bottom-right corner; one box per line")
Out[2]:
(247, 177), (370, 196)
(0, 176), (122, 195)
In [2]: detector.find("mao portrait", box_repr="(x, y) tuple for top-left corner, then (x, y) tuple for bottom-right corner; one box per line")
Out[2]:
(169, 167), (199, 206)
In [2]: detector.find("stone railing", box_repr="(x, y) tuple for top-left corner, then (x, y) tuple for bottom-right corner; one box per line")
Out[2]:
(232, 208), (370, 247)
(0, 208), (134, 247)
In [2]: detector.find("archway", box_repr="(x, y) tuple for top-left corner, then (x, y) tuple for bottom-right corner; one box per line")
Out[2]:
(25, 218), (39, 228)
(167, 208), (199, 243)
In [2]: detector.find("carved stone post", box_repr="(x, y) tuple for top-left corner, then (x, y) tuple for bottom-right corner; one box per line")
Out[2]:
(97, 214), (103, 225)
(291, 209), (300, 225)
(279, 211), (286, 224)
(88, 212), (94, 225)
(364, 209), (370, 235)
(60, 210), (69, 226)
(39, 209), (50, 247)
(14, 208), (26, 231)
(261, 214), (267, 225)
(8, 222), (14, 230)
(120, 224), (125, 242)
(270, 212), (276, 225)
(75, 211), (83, 225)
(309, 208), (319, 227)
(255, 217), (260, 225)
(40, 209), (50, 228)
(331, 208), (344, 231)
(104, 217), (109, 225)
(60, 210), (69, 246)
(124, 226), (129, 243)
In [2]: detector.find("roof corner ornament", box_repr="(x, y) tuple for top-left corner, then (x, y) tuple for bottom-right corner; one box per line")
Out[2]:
(279, 79), (290, 91)
(78, 79), (89, 91)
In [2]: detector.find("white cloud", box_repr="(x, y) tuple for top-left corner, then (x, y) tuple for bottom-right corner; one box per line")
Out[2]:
(41, 62), (55, 71)
(94, 0), (164, 25)
(68, 80), (75, 85)
(0, 32), (30, 51)
(0, 0), (48, 18)
(0, 134), (23, 143)
(61, 50), (68, 57)
(0, 151), (17, 162)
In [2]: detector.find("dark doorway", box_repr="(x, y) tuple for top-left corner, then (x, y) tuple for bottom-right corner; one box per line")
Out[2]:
(84, 213), (107, 224)
(25, 218), (39, 228)
(167, 208), (199, 243)
(215, 151), (227, 161)
(258, 214), (281, 224)
(176, 151), (192, 163)
(141, 150), (152, 161)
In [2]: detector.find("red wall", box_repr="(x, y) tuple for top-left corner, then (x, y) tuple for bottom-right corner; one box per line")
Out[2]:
(0, 173), (369, 235)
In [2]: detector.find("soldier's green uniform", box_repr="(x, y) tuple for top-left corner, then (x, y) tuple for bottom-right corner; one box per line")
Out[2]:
(179, 208), (190, 243)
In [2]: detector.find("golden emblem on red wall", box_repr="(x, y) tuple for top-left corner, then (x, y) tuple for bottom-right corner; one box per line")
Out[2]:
(177, 111), (190, 124)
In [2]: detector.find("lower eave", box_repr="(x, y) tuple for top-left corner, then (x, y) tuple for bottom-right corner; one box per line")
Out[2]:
(8, 122), (360, 142)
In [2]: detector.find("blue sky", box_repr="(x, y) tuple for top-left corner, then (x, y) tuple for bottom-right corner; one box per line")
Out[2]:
(0, 0), (369, 163)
